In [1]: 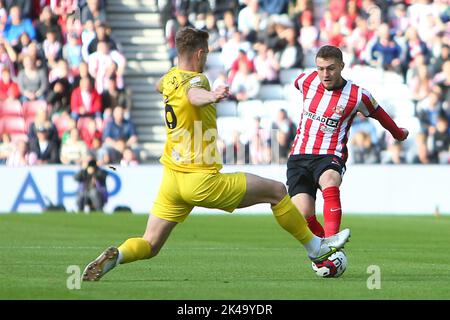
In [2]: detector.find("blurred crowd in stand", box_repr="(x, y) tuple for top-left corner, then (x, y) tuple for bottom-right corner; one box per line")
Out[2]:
(162, 0), (449, 165)
(0, 0), (140, 168)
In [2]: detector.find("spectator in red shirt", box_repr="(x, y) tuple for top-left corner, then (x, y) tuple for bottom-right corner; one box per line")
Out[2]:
(227, 49), (254, 85)
(79, 116), (103, 149)
(319, 10), (335, 44)
(0, 67), (20, 100)
(329, 0), (347, 23)
(339, 0), (359, 35)
(70, 76), (102, 121)
(327, 22), (345, 48)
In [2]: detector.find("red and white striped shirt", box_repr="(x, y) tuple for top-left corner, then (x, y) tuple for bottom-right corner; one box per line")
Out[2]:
(290, 71), (379, 162)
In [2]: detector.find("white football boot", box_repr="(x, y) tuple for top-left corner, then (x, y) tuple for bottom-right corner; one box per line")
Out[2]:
(309, 228), (351, 264)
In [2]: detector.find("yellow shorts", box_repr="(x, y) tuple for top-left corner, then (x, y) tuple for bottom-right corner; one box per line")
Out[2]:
(151, 167), (247, 223)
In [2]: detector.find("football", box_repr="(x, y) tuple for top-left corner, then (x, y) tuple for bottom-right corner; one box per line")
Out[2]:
(312, 250), (348, 278)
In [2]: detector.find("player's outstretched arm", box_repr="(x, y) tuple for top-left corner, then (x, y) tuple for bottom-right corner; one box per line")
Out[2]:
(188, 86), (229, 107)
(369, 107), (409, 141)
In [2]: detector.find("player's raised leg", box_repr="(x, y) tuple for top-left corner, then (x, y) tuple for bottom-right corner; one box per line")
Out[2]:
(318, 169), (343, 237)
(82, 215), (177, 281)
(291, 193), (325, 237)
(238, 173), (349, 261)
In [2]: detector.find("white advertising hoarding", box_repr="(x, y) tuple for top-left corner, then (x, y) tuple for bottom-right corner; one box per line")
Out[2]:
(0, 165), (448, 215)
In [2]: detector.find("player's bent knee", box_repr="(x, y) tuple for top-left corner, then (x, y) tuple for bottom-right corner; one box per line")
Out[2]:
(291, 194), (315, 217)
(319, 174), (341, 189)
(142, 233), (170, 258)
(273, 181), (287, 202)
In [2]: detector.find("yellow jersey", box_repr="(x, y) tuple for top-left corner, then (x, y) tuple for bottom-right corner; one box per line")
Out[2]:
(159, 67), (222, 173)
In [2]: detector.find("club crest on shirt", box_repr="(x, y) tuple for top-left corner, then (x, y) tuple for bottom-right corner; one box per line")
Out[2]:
(334, 105), (345, 116)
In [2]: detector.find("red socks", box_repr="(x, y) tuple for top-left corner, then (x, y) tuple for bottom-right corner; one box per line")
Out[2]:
(306, 215), (325, 237)
(303, 186), (342, 238)
(322, 186), (342, 237)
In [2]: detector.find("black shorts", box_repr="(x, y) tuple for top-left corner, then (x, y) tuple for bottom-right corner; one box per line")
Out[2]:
(286, 154), (346, 199)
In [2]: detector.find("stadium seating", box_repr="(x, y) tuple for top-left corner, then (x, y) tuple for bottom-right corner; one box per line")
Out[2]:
(216, 116), (243, 144)
(303, 50), (317, 68)
(22, 100), (48, 119)
(216, 100), (238, 117)
(286, 101), (302, 124)
(53, 114), (73, 138)
(0, 100), (23, 117)
(206, 52), (224, 70)
(257, 84), (285, 100)
(263, 100), (289, 120)
(258, 115), (274, 130)
(385, 99), (416, 119)
(284, 84), (302, 102)
(382, 71), (404, 84)
(279, 68), (303, 85)
(237, 99), (265, 119)
(205, 69), (224, 85)
(10, 133), (28, 142)
(1, 116), (27, 135)
(22, 100), (49, 132)
(392, 116), (422, 163)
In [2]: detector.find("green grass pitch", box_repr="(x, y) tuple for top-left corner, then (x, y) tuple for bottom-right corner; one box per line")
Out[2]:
(0, 213), (449, 300)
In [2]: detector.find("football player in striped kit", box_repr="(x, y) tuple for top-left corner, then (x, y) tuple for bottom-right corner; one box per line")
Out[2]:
(287, 45), (409, 237)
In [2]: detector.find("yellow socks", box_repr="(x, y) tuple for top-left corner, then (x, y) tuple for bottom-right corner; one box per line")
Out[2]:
(118, 238), (152, 264)
(272, 195), (315, 245)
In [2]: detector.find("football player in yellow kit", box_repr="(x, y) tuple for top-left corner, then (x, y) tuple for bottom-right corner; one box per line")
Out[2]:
(82, 27), (350, 281)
